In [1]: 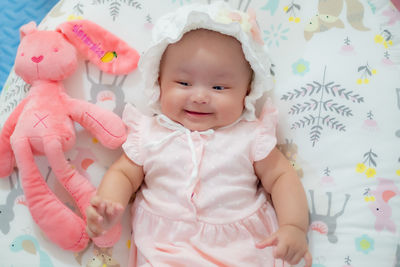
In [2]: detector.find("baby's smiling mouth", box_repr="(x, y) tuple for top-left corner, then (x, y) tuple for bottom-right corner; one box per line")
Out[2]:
(185, 110), (212, 116)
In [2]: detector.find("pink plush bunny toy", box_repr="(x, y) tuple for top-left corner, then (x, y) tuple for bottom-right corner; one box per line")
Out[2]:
(0, 20), (139, 251)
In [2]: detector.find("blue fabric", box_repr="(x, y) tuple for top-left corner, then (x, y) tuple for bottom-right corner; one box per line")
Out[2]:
(0, 0), (59, 92)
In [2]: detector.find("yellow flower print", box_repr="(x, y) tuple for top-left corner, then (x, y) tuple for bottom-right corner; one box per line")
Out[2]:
(67, 15), (83, 21)
(396, 169), (400, 176)
(356, 163), (367, 173)
(284, 2), (301, 23)
(383, 41), (389, 49)
(357, 63), (376, 85)
(364, 195), (376, 202)
(374, 34), (384, 43)
(365, 168), (376, 178)
(374, 30), (394, 49)
(356, 149), (378, 178)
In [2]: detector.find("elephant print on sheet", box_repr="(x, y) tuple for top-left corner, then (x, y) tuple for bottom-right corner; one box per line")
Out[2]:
(304, 0), (370, 40)
(368, 178), (400, 233)
(0, 170), (23, 234)
(308, 190), (351, 243)
(86, 61), (128, 116)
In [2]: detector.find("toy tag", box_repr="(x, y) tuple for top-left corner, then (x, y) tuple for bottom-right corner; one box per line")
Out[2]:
(58, 20), (140, 75)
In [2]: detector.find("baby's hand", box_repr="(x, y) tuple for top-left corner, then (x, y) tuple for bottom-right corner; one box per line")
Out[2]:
(256, 225), (312, 267)
(86, 196), (124, 238)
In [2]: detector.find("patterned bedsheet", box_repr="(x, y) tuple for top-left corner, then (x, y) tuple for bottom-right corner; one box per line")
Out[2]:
(0, 0), (399, 266)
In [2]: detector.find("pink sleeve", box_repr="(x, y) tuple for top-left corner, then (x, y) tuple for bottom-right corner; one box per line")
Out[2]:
(253, 100), (278, 162)
(121, 103), (144, 165)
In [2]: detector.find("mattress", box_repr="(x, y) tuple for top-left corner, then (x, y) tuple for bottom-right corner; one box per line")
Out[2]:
(0, 0), (399, 266)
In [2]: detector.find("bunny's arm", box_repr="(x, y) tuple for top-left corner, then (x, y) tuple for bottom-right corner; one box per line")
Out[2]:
(0, 97), (29, 177)
(65, 97), (126, 149)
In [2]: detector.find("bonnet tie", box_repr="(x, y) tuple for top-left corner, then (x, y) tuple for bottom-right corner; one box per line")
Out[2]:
(144, 114), (214, 186)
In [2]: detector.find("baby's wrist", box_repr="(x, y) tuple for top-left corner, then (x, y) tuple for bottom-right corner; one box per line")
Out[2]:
(280, 223), (308, 235)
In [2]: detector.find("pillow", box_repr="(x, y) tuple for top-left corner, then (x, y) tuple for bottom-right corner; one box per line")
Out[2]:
(0, 0), (399, 266)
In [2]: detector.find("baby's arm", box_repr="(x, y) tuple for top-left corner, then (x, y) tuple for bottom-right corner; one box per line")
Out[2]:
(86, 153), (144, 237)
(254, 147), (312, 267)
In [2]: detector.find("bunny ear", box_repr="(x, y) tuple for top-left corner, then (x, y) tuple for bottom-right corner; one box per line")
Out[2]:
(20, 21), (38, 40)
(57, 20), (140, 75)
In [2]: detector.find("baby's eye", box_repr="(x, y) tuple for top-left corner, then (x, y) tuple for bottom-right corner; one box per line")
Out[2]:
(177, 81), (190, 86)
(213, 85), (225, 90)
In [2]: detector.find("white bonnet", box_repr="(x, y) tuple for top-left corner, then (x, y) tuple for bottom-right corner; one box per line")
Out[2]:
(139, 1), (273, 121)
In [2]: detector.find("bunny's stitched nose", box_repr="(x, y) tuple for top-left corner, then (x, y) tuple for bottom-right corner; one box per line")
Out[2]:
(31, 55), (44, 63)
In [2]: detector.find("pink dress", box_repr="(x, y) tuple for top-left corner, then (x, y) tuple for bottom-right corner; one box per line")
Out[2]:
(122, 104), (288, 267)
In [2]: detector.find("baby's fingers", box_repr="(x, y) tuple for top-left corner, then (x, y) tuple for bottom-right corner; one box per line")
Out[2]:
(304, 251), (312, 267)
(273, 242), (289, 261)
(90, 195), (102, 208)
(86, 205), (104, 237)
(255, 234), (278, 249)
(86, 223), (105, 238)
(287, 250), (312, 267)
(105, 202), (124, 216)
(86, 205), (102, 223)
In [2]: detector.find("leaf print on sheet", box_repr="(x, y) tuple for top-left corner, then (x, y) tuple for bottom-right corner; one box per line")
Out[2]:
(73, 2), (84, 15)
(382, 51), (396, 66)
(92, 0), (142, 21)
(362, 111), (379, 132)
(0, 75), (30, 117)
(343, 256), (353, 267)
(321, 167), (335, 187)
(281, 66), (364, 146)
(340, 37), (355, 55)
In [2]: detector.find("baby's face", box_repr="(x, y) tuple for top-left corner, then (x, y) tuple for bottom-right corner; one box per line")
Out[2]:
(158, 29), (252, 131)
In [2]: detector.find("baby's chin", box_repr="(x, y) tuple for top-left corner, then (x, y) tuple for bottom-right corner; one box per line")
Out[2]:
(180, 119), (238, 132)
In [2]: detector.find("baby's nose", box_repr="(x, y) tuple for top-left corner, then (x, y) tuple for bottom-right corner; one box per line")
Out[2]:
(191, 87), (210, 104)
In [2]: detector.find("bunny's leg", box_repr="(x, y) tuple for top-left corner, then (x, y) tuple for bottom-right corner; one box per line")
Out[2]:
(43, 136), (96, 218)
(43, 136), (121, 248)
(12, 138), (89, 251)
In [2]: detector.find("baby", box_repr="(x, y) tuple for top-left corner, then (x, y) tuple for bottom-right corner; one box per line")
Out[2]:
(86, 2), (312, 266)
